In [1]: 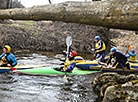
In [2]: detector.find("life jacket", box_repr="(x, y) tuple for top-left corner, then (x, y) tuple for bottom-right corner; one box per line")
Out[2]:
(1, 54), (9, 64)
(95, 40), (106, 53)
(130, 53), (137, 60)
(63, 57), (76, 70)
(74, 56), (85, 63)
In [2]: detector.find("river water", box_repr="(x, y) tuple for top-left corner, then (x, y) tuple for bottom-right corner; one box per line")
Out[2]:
(0, 50), (101, 102)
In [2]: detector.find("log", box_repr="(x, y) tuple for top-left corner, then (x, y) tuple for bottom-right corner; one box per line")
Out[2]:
(0, 0), (138, 30)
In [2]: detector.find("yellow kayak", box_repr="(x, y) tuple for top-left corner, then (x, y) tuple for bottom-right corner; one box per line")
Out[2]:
(0, 64), (46, 73)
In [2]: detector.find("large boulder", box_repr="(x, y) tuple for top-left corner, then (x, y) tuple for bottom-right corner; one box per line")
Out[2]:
(93, 73), (120, 95)
(103, 80), (138, 102)
(93, 73), (138, 102)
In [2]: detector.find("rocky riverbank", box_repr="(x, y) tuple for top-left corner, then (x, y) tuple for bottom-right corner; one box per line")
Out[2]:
(0, 20), (118, 53)
(0, 20), (137, 53)
(111, 30), (138, 50)
(93, 73), (138, 102)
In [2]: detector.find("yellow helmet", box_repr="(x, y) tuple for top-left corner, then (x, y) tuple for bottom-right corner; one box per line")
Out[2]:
(4, 45), (11, 53)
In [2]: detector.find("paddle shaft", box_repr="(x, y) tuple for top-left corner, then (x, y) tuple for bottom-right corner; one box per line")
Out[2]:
(125, 45), (131, 55)
(64, 36), (72, 81)
(124, 45), (130, 72)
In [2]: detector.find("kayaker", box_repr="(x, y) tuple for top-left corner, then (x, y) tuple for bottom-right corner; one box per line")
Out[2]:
(61, 50), (85, 63)
(0, 45), (17, 67)
(91, 36), (106, 62)
(105, 48), (128, 68)
(126, 49), (137, 60)
(56, 51), (77, 72)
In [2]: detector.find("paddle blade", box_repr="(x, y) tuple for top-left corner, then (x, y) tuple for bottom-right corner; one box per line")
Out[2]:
(64, 75), (68, 83)
(11, 67), (16, 70)
(66, 36), (72, 47)
(64, 75), (67, 80)
(128, 45), (131, 50)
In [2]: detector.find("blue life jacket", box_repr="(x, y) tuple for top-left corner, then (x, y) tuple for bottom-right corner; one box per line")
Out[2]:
(0, 53), (17, 66)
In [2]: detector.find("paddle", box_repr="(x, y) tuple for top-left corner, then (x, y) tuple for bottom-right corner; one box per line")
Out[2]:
(64, 36), (72, 81)
(123, 45), (131, 71)
(91, 41), (96, 59)
(98, 61), (105, 71)
(125, 45), (131, 55)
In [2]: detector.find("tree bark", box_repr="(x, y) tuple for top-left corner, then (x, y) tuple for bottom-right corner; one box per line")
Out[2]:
(0, 0), (138, 30)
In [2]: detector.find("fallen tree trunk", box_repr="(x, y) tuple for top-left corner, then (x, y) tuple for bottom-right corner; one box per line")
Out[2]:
(0, 0), (138, 30)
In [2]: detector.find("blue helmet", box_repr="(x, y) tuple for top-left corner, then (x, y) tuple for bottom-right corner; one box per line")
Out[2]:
(131, 49), (135, 53)
(94, 36), (100, 41)
(110, 48), (116, 53)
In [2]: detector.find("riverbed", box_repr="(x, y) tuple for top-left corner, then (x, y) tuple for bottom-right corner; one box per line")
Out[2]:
(0, 50), (100, 102)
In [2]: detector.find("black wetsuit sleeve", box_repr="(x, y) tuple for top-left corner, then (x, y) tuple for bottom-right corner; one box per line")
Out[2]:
(112, 60), (118, 67)
(107, 55), (112, 65)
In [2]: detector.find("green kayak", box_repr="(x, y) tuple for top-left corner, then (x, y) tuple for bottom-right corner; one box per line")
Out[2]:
(15, 67), (99, 76)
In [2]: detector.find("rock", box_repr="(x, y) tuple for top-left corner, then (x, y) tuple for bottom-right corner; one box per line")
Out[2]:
(93, 73), (138, 102)
(103, 81), (138, 102)
(100, 81), (117, 97)
(118, 74), (138, 84)
(103, 85), (128, 102)
(93, 73), (120, 95)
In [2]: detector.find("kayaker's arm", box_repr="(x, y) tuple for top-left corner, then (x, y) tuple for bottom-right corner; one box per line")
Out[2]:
(0, 53), (5, 60)
(67, 62), (76, 72)
(10, 55), (17, 66)
(107, 55), (112, 65)
(126, 55), (130, 58)
(112, 60), (118, 67)
(128, 52), (136, 57)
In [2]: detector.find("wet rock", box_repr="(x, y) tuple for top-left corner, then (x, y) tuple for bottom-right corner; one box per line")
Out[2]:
(103, 85), (128, 102)
(93, 73), (120, 94)
(100, 81), (117, 97)
(118, 74), (138, 84)
(111, 29), (138, 51)
(103, 81), (138, 102)
(93, 73), (138, 102)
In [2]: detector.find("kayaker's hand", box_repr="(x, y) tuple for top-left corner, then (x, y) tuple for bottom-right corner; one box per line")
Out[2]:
(93, 54), (96, 58)
(64, 67), (67, 71)
(126, 50), (128, 54)
(104, 63), (107, 66)
(108, 66), (112, 68)
(108, 65), (112, 68)
(7, 64), (11, 67)
(91, 48), (95, 52)
(66, 51), (69, 54)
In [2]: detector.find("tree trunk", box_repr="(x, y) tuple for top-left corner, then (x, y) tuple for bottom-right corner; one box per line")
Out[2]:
(10, 0), (13, 8)
(6, 0), (10, 9)
(0, 0), (138, 31)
